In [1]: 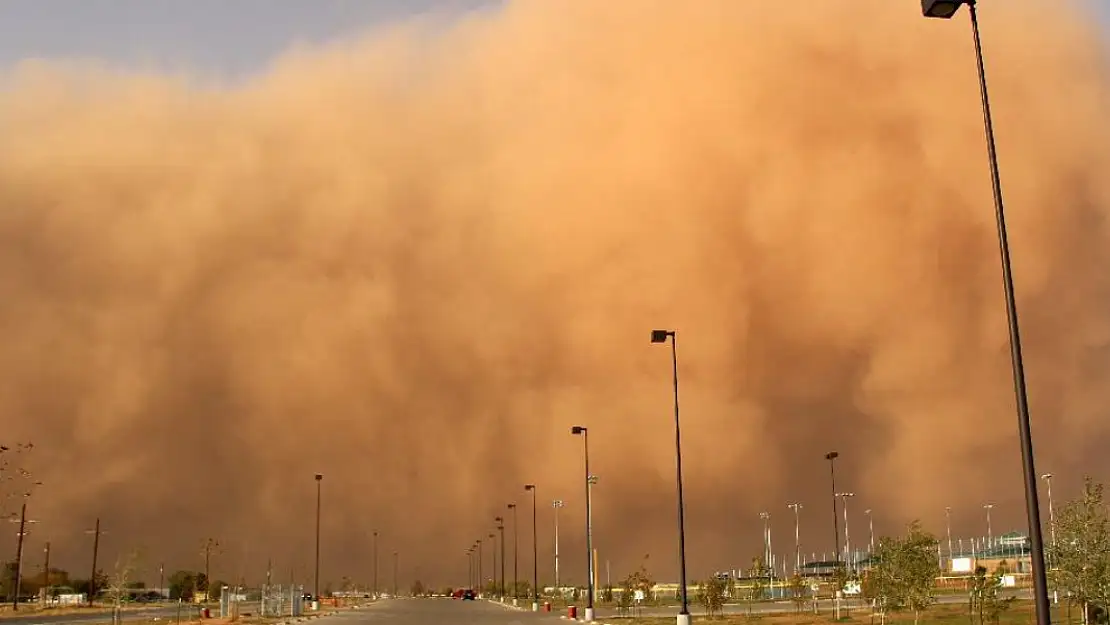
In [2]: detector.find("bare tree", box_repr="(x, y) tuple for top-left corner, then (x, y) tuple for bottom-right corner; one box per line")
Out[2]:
(107, 550), (144, 625)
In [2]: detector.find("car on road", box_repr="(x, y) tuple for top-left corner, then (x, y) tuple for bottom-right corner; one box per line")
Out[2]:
(461, 589), (475, 600)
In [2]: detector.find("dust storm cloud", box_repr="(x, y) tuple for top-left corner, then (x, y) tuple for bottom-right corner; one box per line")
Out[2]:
(0, 0), (1108, 585)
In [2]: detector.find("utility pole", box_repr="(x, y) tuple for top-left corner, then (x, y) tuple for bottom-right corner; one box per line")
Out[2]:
(372, 531), (379, 599)
(86, 518), (104, 607)
(42, 542), (51, 607)
(10, 502), (28, 610)
(201, 538), (220, 602)
(159, 563), (164, 600)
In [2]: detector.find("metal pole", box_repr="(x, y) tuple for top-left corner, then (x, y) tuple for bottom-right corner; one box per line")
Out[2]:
(789, 504), (801, 574)
(159, 563), (164, 601)
(946, 507), (953, 559)
(532, 496), (539, 609)
(392, 552), (398, 597)
(510, 504), (519, 601)
(314, 475), (322, 601)
(826, 455), (840, 567)
(868, 511), (874, 553)
(583, 432), (594, 616)
(89, 518), (101, 607)
(1043, 475), (1057, 549)
(841, 495), (851, 566)
(553, 501), (562, 596)
(477, 540), (483, 596)
(12, 502), (27, 610)
(669, 335), (690, 621)
(963, 2), (1050, 624)
(42, 542), (50, 608)
(373, 531), (378, 599)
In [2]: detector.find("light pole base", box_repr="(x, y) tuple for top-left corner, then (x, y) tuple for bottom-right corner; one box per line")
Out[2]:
(513, 599), (518, 606)
(532, 602), (539, 612)
(676, 613), (691, 625)
(585, 607), (595, 621)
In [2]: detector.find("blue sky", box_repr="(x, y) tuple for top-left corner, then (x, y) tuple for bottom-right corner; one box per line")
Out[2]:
(0, 0), (1105, 79)
(0, 0), (498, 78)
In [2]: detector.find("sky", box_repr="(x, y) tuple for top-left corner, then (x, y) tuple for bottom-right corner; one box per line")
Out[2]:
(0, 0), (497, 79)
(0, 0), (1109, 592)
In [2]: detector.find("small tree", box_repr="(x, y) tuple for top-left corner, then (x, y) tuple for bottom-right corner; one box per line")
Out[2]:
(900, 522), (941, 624)
(867, 522), (941, 625)
(410, 580), (425, 597)
(701, 576), (726, 617)
(788, 574), (808, 613)
(746, 557), (769, 616)
(107, 551), (142, 625)
(1051, 478), (1110, 622)
(616, 576), (633, 615)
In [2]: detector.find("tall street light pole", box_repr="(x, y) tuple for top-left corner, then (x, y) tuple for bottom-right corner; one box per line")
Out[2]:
(825, 453), (841, 569)
(945, 507), (954, 560)
(651, 329), (690, 625)
(837, 493), (855, 567)
(759, 512), (771, 571)
(494, 520), (506, 601)
(864, 509), (874, 555)
(508, 504), (519, 604)
(570, 426), (595, 622)
(314, 474), (323, 602)
(373, 531), (379, 600)
(525, 485), (539, 611)
(787, 503), (802, 574)
(983, 504), (994, 547)
(553, 500), (564, 595)
(1041, 474), (1057, 550)
(476, 539), (483, 597)
(920, 2), (1051, 624)
(392, 552), (398, 598)
(489, 532), (498, 600)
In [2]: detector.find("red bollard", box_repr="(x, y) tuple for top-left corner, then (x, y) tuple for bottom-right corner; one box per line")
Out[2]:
(568, 605), (577, 619)
(544, 602), (551, 612)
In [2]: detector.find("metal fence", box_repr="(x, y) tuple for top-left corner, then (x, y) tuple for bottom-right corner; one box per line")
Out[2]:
(259, 585), (305, 618)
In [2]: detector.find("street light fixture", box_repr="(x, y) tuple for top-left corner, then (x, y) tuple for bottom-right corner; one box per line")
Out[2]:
(570, 426), (595, 622)
(525, 485), (540, 611)
(650, 329), (690, 625)
(921, 2), (1050, 624)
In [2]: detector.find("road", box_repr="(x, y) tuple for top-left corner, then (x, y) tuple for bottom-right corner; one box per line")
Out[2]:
(319, 599), (547, 624)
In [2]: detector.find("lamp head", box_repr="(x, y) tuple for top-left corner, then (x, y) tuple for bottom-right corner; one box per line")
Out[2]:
(1041, 473), (1053, 480)
(508, 503), (517, 508)
(921, 0), (967, 18)
(495, 516), (503, 523)
(524, 484), (535, 491)
(314, 473), (323, 481)
(571, 426), (586, 435)
(825, 451), (839, 460)
(650, 329), (673, 343)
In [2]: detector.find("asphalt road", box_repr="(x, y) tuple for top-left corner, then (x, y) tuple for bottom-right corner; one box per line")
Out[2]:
(328, 599), (549, 624)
